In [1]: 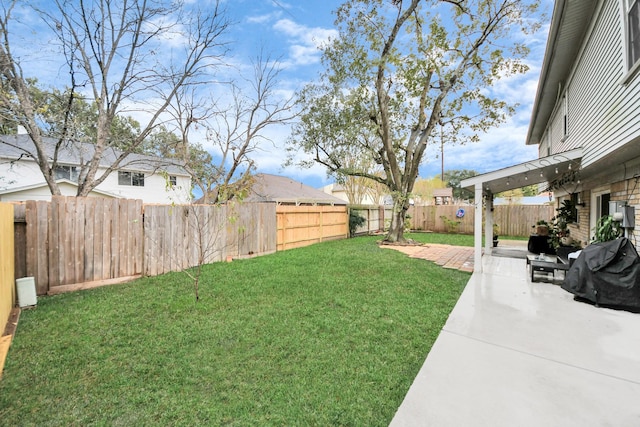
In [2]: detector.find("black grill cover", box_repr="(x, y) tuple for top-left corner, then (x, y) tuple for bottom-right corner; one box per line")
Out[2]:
(562, 237), (640, 312)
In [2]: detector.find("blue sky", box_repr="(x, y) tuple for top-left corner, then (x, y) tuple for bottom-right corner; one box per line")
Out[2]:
(9, 0), (554, 190)
(228, 0), (553, 187)
(225, 0), (555, 188)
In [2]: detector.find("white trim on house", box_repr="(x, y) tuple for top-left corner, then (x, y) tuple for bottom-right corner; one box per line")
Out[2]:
(461, 148), (583, 272)
(0, 179), (119, 197)
(0, 179), (122, 201)
(0, 134), (192, 203)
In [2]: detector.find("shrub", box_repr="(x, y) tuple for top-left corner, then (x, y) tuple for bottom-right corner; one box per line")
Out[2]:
(440, 215), (461, 233)
(349, 210), (367, 237)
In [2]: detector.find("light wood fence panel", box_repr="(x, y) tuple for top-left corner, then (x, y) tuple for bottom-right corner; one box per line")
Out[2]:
(276, 205), (348, 250)
(493, 205), (555, 237)
(0, 203), (15, 334)
(409, 204), (555, 236)
(410, 205), (474, 234)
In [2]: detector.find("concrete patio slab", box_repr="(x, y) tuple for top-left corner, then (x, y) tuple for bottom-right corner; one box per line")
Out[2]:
(390, 254), (640, 427)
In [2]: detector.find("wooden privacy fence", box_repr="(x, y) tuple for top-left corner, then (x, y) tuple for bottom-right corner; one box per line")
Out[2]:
(14, 198), (350, 295)
(409, 204), (555, 236)
(276, 205), (348, 250)
(15, 198), (144, 295)
(349, 205), (393, 235)
(144, 203), (276, 276)
(493, 205), (555, 237)
(0, 203), (14, 336)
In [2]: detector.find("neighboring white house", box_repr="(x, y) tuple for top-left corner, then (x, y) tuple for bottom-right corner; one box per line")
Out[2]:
(462, 0), (640, 268)
(0, 134), (191, 203)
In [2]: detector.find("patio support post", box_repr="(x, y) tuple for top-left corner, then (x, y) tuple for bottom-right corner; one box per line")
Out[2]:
(485, 194), (493, 255)
(474, 183), (483, 272)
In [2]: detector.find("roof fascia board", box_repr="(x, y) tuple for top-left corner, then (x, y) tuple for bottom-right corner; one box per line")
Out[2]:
(527, 0), (600, 146)
(526, 0), (567, 145)
(461, 148), (583, 188)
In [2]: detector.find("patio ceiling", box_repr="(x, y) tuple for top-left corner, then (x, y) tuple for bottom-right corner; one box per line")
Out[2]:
(461, 148), (583, 196)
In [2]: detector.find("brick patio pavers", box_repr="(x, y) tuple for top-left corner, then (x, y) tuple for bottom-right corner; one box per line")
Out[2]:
(382, 243), (475, 273)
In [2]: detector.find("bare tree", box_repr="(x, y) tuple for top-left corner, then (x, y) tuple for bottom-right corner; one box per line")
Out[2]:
(158, 52), (297, 204)
(0, 0), (231, 196)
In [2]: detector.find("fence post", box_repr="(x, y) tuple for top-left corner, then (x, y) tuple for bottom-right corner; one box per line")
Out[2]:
(0, 203), (15, 334)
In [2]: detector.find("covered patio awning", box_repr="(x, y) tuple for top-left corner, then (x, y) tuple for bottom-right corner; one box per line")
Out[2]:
(460, 148), (583, 272)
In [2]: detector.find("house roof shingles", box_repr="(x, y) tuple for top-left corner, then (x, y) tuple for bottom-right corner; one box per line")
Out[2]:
(244, 174), (347, 205)
(0, 134), (188, 175)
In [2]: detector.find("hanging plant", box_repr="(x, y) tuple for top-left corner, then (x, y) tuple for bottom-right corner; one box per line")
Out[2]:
(556, 198), (577, 224)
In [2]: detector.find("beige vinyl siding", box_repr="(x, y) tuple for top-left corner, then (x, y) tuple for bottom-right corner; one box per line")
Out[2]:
(564, 0), (640, 164)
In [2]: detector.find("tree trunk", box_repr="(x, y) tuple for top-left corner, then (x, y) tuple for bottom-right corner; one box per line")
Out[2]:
(385, 200), (409, 243)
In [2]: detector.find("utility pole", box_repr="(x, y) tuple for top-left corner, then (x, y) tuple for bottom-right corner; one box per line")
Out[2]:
(440, 122), (444, 182)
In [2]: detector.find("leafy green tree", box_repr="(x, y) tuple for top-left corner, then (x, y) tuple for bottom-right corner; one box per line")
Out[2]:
(31, 84), (141, 148)
(444, 169), (478, 201)
(521, 184), (540, 197)
(146, 126), (219, 201)
(289, 0), (541, 243)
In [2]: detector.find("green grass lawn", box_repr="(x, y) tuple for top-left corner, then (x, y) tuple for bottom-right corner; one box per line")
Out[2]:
(408, 231), (474, 246)
(0, 234), (470, 426)
(408, 231), (529, 245)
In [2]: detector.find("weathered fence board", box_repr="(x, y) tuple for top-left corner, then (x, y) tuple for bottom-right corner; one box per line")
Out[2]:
(13, 205), (26, 281)
(349, 205), (393, 235)
(409, 204), (555, 236)
(14, 199), (345, 295)
(493, 205), (555, 237)
(142, 203), (277, 276)
(17, 197), (144, 293)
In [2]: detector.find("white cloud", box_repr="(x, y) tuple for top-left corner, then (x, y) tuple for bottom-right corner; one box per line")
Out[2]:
(272, 18), (338, 67)
(247, 12), (282, 24)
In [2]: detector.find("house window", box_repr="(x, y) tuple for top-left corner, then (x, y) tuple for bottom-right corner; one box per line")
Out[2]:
(629, 0), (640, 67)
(591, 190), (611, 240)
(54, 165), (79, 181)
(118, 171), (145, 186)
(169, 175), (177, 187)
(598, 193), (611, 218)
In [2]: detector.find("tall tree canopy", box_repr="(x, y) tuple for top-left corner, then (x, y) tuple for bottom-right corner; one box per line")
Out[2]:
(0, 0), (231, 196)
(289, 0), (541, 242)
